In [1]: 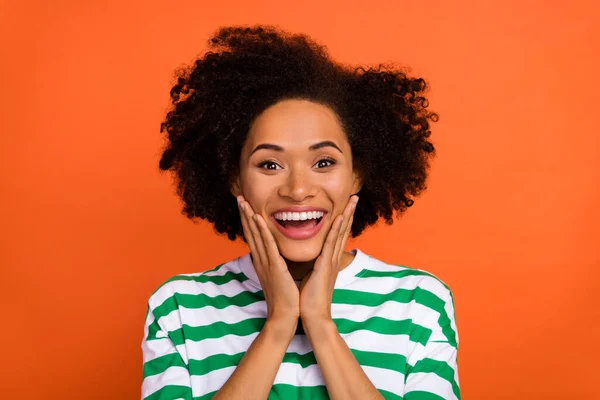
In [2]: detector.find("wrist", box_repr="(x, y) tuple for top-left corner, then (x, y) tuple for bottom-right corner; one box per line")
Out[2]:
(263, 318), (298, 343)
(302, 318), (337, 342)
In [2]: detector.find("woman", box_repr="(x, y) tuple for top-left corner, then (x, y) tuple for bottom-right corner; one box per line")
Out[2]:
(142, 25), (460, 400)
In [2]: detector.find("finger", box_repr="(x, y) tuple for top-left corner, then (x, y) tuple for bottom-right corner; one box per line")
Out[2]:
(338, 197), (358, 264)
(238, 197), (262, 266)
(241, 198), (268, 268)
(333, 196), (357, 265)
(253, 213), (283, 270)
(245, 201), (270, 269)
(319, 214), (343, 271)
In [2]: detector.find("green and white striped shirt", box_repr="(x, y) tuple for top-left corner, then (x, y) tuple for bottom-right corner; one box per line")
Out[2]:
(141, 248), (460, 399)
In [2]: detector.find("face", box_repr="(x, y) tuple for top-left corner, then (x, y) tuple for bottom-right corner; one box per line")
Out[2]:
(231, 99), (363, 262)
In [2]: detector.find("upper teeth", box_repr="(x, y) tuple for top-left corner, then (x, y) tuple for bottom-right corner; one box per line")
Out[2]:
(274, 211), (325, 221)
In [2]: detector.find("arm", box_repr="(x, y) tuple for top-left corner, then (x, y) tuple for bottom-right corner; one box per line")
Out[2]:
(303, 319), (386, 400)
(141, 305), (192, 400)
(212, 318), (297, 400)
(404, 287), (461, 400)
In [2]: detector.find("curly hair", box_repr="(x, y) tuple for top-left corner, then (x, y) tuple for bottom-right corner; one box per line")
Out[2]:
(158, 24), (438, 242)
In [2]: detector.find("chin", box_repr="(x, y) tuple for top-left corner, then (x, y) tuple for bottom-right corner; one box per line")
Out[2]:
(276, 241), (323, 262)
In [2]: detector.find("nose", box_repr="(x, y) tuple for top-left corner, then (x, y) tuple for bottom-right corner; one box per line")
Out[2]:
(278, 166), (316, 201)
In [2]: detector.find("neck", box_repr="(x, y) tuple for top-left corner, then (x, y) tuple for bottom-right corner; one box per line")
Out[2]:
(284, 258), (316, 281)
(284, 250), (356, 281)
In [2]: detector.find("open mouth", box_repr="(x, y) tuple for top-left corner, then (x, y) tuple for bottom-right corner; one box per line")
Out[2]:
(270, 212), (328, 240)
(274, 216), (324, 230)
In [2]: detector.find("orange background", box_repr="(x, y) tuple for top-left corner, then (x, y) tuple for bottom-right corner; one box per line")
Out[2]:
(1, 1), (598, 399)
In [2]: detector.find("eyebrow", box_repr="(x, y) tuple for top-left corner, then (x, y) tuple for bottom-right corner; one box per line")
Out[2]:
(249, 140), (343, 158)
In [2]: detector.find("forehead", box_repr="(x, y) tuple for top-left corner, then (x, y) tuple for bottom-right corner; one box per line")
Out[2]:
(246, 99), (348, 150)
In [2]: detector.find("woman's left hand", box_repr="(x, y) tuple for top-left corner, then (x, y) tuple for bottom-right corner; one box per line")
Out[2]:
(299, 195), (359, 324)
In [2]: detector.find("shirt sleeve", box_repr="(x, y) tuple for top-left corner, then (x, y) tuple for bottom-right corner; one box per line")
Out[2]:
(141, 300), (193, 400)
(404, 284), (461, 400)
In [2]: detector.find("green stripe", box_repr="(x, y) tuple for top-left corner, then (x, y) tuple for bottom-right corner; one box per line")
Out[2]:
(153, 287), (262, 320)
(148, 287), (449, 344)
(359, 268), (452, 292)
(185, 347), (407, 378)
(350, 348), (407, 374)
(143, 352), (187, 378)
(335, 277), (457, 346)
(269, 384), (333, 399)
(282, 351), (317, 368)
(149, 263), (227, 296)
(146, 276), (261, 340)
(165, 315), (429, 347)
(336, 317), (431, 346)
(143, 385), (192, 400)
(194, 391), (217, 400)
(404, 391), (447, 400)
(171, 318), (266, 346)
(189, 352), (244, 376)
(380, 389), (404, 400)
(408, 358), (460, 399)
(191, 385), (340, 400)
(267, 384), (404, 400)
(193, 386), (404, 400)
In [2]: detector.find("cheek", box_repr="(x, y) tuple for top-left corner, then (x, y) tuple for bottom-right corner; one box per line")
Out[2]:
(240, 173), (272, 210)
(323, 172), (353, 199)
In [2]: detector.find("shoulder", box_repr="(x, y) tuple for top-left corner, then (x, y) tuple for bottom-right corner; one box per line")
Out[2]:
(360, 253), (456, 303)
(145, 258), (238, 312)
(358, 253), (458, 338)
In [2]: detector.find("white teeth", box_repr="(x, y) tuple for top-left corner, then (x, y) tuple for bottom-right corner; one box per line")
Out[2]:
(273, 211), (325, 221)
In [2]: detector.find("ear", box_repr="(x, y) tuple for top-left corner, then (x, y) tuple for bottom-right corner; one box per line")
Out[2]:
(229, 175), (241, 198)
(351, 168), (364, 196)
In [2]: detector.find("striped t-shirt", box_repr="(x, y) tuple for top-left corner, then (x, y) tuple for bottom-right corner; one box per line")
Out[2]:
(141, 248), (460, 400)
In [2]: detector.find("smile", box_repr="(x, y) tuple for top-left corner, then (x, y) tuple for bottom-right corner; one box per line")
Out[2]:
(270, 213), (327, 240)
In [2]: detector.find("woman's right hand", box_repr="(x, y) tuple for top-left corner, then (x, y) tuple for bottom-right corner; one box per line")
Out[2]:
(237, 195), (300, 329)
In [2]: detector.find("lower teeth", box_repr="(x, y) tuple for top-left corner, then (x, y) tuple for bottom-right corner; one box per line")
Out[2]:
(280, 218), (321, 229)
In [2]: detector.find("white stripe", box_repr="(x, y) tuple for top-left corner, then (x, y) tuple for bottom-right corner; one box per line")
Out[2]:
(276, 363), (404, 395)
(148, 266), (259, 311)
(141, 366), (191, 399)
(333, 301), (444, 340)
(143, 308), (154, 341)
(142, 337), (185, 364)
(185, 332), (261, 362)
(143, 307), (190, 364)
(182, 329), (418, 369)
(360, 365), (404, 394)
(149, 260), (456, 344)
(274, 363), (324, 386)
(190, 366), (237, 397)
(405, 372), (458, 400)
(350, 272), (458, 340)
(158, 302), (266, 333)
(407, 341), (458, 370)
(156, 297), (442, 342)
(178, 264), (225, 277)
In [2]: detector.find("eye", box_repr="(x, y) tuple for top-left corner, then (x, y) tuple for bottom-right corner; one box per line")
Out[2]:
(315, 158), (336, 168)
(257, 158), (337, 170)
(257, 160), (282, 170)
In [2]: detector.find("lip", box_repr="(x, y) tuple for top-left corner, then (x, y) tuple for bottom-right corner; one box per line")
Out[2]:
(270, 213), (327, 240)
(272, 206), (327, 214)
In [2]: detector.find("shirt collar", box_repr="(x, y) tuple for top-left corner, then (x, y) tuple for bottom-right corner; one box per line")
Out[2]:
(235, 248), (369, 290)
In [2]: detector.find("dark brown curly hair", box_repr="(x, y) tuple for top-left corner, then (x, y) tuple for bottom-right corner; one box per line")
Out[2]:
(158, 24), (438, 241)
